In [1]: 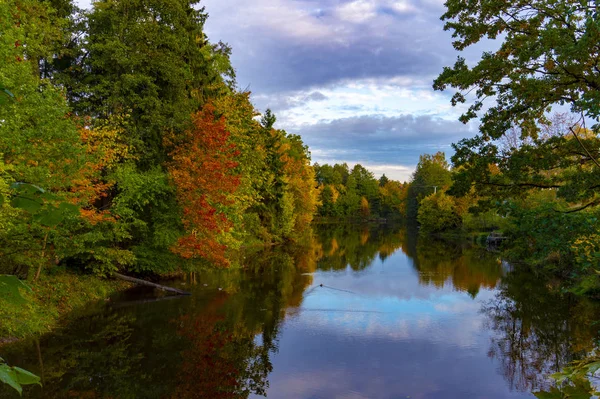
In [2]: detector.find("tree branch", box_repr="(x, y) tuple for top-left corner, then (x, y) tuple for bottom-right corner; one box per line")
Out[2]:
(569, 126), (600, 169)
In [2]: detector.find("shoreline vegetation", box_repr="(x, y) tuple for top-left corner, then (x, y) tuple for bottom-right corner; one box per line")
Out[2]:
(0, 271), (131, 342)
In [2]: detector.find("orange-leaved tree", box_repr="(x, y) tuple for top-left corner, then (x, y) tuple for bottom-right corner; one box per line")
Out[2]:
(168, 105), (240, 267)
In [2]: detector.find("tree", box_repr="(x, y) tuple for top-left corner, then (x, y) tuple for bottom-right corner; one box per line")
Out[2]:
(406, 152), (452, 220)
(378, 174), (389, 187)
(417, 192), (462, 233)
(260, 109), (277, 130)
(332, 163), (350, 185)
(434, 0), (600, 137)
(75, 0), (235, 166)
(0, 0), (101, 279)
(434, 0), (600, 210)
(278, 134), (319, 233)
(338, 174), (360, 216)
(167, 105), (240, 267)
(379, 180), (408, 218)
(359, 196), (370, 218)
(212, 91), (267, 245)
(318, 185), (337, 216)
(351, 164), (380, 214)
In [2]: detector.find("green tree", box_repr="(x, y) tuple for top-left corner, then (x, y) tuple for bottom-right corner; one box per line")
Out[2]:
(0, 0), (98, 279)
(332, 163), (350, 185)
(77, 0), (234, 165)
(338, 174), (360, 216)
(260, 109), (277, 130)
(434, 0), (600, 210)
(351, 164), (380, 215)
(378, 174), (389, 187)
(406, 152), (452, 220)
(434, 0), (600, 136)
(318, 185), (337, 216)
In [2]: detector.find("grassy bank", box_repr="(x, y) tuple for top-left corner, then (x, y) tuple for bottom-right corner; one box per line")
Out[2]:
(0, 271), (131, 341)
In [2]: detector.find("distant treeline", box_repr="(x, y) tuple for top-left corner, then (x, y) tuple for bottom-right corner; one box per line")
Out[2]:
(313, 163), (408, 219)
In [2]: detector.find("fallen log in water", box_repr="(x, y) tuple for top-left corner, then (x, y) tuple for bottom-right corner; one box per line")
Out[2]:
(112, 272), (191, 296)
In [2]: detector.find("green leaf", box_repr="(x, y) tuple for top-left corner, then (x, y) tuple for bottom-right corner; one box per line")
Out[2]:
(0, 363), (41, 395)
(533, 387), (563, 399)
(11, 195), (42, 213)
(33, 207), (64, 227)
(13, 367), (41, 386)
(0, 275), (31, 305)
(585, 361), (600, 374)
(0, 364), (22, 395)
(33, 202), (80, 227)
(10, 182), (45, 195)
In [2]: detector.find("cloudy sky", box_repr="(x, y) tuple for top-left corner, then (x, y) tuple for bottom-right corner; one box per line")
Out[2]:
(76, 0), (488, 181)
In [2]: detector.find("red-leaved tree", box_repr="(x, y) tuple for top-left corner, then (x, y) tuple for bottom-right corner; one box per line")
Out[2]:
(168, 105), (240, 267)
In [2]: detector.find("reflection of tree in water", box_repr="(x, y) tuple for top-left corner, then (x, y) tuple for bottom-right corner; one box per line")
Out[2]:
(171, 294), (271, 399)
(398, 230), (504, 297)
(481, 269), (600, 393)
(169, 226), (410, 398)
(314, 223), (404, 271)
(0, 308), (177, 399)
(171, 247), (316, 398)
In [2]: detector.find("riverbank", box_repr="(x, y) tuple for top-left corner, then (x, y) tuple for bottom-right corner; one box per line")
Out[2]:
(0, 271), (131, 342)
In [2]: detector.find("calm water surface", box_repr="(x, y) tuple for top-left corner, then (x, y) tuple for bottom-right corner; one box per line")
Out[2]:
(3, 224), (600, 398)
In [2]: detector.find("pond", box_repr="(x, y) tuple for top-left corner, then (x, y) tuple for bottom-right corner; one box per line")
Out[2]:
(2, 224), (599, 398)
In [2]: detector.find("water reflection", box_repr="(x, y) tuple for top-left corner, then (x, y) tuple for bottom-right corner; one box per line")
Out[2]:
(413, 237), (503, 298)
(1, 224), (599, 398)
(482, 270), (600, 393)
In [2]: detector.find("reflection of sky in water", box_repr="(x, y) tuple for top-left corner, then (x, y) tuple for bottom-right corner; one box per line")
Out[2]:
(251, 250), (534, 399)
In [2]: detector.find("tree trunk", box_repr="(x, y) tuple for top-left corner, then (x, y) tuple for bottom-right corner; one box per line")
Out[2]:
(112, 272), (191, 295)
(33, 232), (49, 282)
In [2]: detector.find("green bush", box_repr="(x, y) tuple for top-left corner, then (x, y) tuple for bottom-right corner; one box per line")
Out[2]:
(417, 192), (462, 233)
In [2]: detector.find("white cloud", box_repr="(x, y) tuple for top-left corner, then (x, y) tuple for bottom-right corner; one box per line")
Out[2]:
(336, 0), (379, 23)
(391, 0), (417, 13)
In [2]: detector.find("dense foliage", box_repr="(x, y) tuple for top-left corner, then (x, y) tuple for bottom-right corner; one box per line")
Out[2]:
(0, 0), (319, 281)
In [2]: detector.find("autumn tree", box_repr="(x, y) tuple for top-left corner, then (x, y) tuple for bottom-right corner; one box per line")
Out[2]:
(0, 0), (323, 281)
(359, 196), (370, 218)
(70, 0), (235, 164)
(168, 105), (240, 267)
(59, 0), (239, 273)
